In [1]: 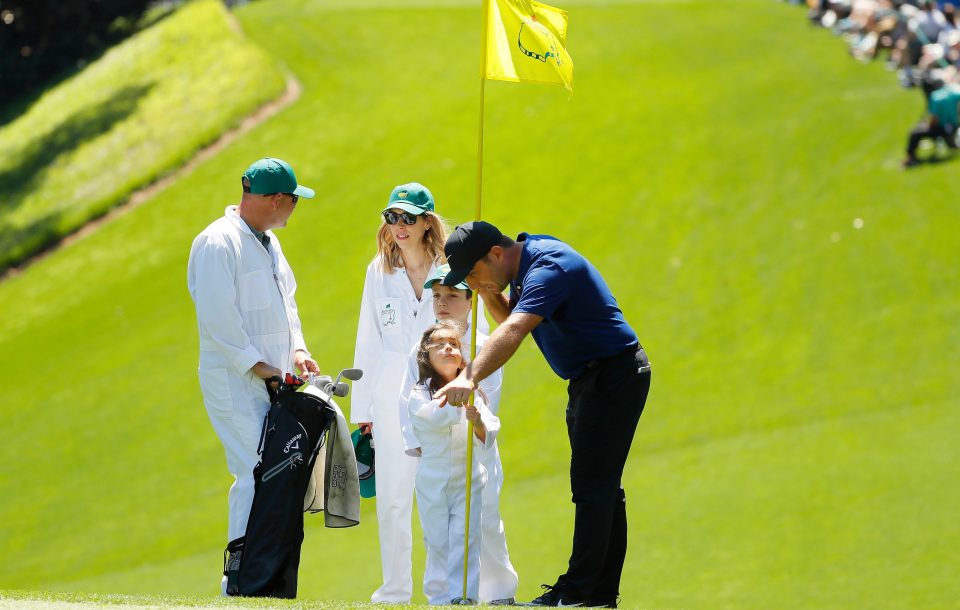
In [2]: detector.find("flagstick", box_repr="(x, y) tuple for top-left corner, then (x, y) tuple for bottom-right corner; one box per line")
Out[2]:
(462, 292), (479, 602)
(460, 0), (490, 600)
(460, 69), (486, 609)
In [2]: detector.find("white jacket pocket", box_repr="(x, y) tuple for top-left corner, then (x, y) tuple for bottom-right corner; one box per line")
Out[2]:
(198, 367), (233, 419)
(238, 269), (272, 311)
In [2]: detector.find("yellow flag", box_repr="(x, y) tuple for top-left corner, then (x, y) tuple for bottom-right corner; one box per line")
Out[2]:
(483, 0), (573, 91)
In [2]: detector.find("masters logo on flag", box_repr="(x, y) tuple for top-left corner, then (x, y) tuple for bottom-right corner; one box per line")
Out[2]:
(484, 0), (574, 91)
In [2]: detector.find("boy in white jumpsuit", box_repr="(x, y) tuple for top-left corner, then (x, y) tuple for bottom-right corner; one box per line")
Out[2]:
(186, 158), (320, 591)
(406, 322), (500, 605)
(399, 265), (518, 604)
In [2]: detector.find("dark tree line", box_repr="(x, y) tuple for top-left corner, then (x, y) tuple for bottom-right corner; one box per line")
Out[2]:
(0, 0), (156, 109)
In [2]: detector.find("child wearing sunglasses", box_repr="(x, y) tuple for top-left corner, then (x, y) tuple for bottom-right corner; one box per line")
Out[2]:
(406, 321), (500, 605)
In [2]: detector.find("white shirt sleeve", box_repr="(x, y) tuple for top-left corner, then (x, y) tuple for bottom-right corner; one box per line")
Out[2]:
(474, 395), (500, 450)
(409, 384), (465, 430)
(188, 233), (263, 375)
(399, 345), (422, 456)
(478, 366), (503, 416)
(351, 263), (380, 424)
(475, 334), (503, 415)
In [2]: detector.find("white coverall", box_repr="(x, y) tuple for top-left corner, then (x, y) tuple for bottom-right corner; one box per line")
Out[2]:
(399, 330), (519, 603)
(351, 256), (438, 602)
(186, 206), (310, 543)
(407, 384), (500, 605)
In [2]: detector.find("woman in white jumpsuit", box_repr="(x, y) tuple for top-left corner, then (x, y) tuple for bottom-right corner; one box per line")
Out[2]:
(407, 322), (500, 605)
(351, 182), (449, 602)
(398, 265), (518, 604)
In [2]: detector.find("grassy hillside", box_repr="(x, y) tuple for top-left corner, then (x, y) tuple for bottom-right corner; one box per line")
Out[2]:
(1, 1), (958, 609)
(0, 0), (285, 271)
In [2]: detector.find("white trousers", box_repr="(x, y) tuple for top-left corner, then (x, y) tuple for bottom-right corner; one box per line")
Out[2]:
(417, 460), (484, 604)
(371, 385), (419, 603)
(198, 368), (271, 543)
(479, 443), (519, 602)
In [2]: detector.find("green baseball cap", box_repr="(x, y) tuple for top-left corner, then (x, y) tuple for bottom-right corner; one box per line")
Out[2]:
(424, 264), (469, 291)
(242, 157), (315, 199)
(352, 429), (376, 499)
(383, 182), (434, 215)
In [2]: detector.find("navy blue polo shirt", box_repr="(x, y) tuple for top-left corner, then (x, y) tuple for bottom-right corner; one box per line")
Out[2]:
(509, 233), (638, 380)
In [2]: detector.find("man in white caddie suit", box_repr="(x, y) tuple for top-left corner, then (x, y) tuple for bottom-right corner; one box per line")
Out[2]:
(187, 157), (320, 593)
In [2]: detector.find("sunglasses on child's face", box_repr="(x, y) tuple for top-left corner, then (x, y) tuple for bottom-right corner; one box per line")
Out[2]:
(383, 210), (419, 225)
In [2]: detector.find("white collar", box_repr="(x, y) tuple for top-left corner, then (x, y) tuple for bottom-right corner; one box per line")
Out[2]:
(225, 205), (273, 241)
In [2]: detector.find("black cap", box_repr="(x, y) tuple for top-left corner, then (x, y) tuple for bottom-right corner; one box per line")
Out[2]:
(442, 221), (503, 286)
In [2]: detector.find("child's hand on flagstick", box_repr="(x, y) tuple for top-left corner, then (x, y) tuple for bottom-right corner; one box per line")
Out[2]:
(434, 372), (477, 408)
(466, 404), (487, 442)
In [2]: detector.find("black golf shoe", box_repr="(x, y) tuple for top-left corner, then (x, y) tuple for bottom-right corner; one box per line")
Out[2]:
(583, 596), (619, 608)
(520, 584), (585, 607)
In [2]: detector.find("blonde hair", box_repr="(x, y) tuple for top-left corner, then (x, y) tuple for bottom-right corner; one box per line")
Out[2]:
(416, 320), (467, 392)
(376, 211), (449, 273)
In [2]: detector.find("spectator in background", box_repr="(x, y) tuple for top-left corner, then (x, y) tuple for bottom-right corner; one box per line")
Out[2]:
(902, 82), (960, 166)
(893, 0), (950, 73)
(790, 0), (960, 165)
(941, 2), (956, 28)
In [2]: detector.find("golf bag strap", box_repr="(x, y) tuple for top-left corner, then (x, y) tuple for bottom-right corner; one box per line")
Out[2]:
(257, 411), (269, 456)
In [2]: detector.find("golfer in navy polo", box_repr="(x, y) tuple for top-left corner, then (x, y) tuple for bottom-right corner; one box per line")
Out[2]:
(435, 221), (651, 608)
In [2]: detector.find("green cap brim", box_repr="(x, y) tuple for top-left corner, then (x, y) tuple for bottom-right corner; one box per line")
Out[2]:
(294, 184), (315, 198)
(424, 264), (468, 290)
(425, 277), (469, 290)
(382, 202), (427, 215)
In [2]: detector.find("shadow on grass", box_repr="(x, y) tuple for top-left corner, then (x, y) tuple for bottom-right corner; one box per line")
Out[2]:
(0, 210), (66, 273)
(0, 82), (154, 272)
(0, 2), (175, 127)
(0, 81), (155, 209)
(917, 152), (958, 167)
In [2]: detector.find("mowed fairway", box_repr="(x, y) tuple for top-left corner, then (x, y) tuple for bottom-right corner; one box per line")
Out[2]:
(1, 1), (958, 609)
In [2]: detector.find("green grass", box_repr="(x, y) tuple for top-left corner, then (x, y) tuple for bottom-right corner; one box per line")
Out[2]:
(0, 589), (398, 609)
(1, 1), (958, 609)
(0, 0), (285, 271)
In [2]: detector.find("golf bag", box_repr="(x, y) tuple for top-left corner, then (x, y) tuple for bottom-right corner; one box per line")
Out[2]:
(224, 374), (335, 598)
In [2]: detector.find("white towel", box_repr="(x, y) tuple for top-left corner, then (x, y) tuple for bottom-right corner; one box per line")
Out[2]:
(302, 386), (360, 527)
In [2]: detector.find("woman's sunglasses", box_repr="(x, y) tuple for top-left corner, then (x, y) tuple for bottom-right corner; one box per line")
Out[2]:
(383, 210), (419, 225)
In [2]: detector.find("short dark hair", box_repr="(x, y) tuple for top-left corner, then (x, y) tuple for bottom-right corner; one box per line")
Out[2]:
(480, 235), (514, 264)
